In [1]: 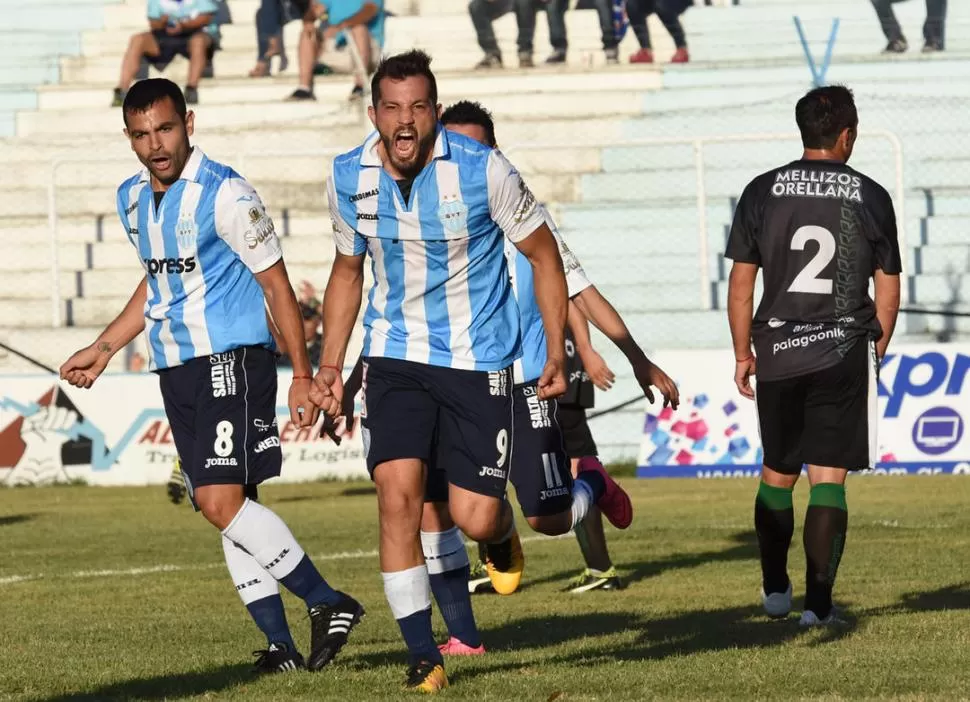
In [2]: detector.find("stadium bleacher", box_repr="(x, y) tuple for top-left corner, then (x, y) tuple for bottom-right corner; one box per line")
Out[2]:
(1, 0), (968, 457)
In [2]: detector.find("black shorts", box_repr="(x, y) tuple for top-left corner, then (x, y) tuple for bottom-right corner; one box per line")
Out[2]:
(360, 357), (513, 499)
(756, 340), (877, 474)
(159, 347), (282, 503)
(557, 404), (598, 458)
(148, 30), (212, 71)
(505, 382), (573, 518)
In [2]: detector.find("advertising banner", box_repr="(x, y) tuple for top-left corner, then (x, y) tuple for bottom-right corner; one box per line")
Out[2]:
(636, 344), (970, 478)
(0, 371), (368, 486)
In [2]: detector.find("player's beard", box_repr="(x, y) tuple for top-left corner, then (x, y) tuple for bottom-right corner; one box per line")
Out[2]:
(380, 127), (435, 180)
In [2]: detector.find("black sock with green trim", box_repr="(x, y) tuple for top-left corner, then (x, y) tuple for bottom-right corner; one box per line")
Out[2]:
(754, 481), (795, 596)
(803, 483), (848, 618)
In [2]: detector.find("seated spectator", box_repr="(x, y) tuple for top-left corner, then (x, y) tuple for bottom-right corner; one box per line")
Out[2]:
(518, 0), (618, 66)
(626, 0), (690, 64)
(112, 0), (218, 106)
(286, 0), (383, 101)
(467, 0), (513, 69)
(250, 0), (306, 77)
(871, 0), (946, 53)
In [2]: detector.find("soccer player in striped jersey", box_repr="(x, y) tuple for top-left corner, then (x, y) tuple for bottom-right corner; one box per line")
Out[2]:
(59, 78), (363, 675)
(311, 50), (634, 692)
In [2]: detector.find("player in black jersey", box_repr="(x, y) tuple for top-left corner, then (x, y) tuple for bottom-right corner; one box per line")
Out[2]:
(725, 85), (901, 626)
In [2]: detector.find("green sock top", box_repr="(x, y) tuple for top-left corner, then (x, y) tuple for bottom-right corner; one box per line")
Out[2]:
(756, 481), (794, 511)
(809, 482), (847, 511)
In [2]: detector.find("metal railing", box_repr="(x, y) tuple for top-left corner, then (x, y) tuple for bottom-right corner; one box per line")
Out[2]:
(43, 129), (905, 326)
(504, 129), (907, 311)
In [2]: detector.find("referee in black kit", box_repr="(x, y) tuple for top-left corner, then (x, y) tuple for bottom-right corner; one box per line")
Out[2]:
(725, 85), (901, 626)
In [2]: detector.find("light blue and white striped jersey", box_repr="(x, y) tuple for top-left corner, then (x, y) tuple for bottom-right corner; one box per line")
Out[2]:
(328, 127), (546, 371)
(505, 206), (592, 385)
(117, 148), (282, 371)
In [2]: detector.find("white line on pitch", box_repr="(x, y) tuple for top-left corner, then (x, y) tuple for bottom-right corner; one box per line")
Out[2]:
(0, 532), (571, 587)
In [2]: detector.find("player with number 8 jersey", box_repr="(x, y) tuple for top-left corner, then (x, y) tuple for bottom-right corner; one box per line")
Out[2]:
(59, 78), (363, 676)
(726, 85), (901, 628)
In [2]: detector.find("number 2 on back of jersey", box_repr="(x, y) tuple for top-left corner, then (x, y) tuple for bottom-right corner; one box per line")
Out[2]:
(788, 225), (835, 295)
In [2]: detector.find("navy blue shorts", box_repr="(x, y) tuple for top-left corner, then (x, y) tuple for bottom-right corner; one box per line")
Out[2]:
(360, 357), (513, 499)
(158, 346), (282, 502)
(558, 404), (598, 458)
(425, 381), (573, 518)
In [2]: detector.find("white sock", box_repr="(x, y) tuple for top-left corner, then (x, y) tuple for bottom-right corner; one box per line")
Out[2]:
(382, 565), (431, 620)
(222, 534), (279, 605)
(420, 528), (469, 575)
(222, 498), (306, 581)
(570, 480), (594, 530)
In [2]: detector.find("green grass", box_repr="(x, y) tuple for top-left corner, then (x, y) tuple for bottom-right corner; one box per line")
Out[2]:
(3, 476), (970, 701)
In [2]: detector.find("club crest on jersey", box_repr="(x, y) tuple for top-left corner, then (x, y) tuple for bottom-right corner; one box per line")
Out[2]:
(437, 197), (468, 234)
(175, 214), (197, 250)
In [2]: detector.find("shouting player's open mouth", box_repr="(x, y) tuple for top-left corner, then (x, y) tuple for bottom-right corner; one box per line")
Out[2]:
(392, 129), (417, 162)
(150, 154), (173, 174)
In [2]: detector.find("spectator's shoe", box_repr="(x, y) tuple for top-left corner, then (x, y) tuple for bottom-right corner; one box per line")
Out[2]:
(605, 47), (619, 64)
(883, 38), (908, 53)
(252, 642), (306, 674)
(349, 85), (364, 101)
(184, 86), (199, 105)
(313, 62), (334, 75)
(202, 60), (214, 79)
(545, 50), (567, 64)
(111, 88), (125, 107)
(286, 88), (316, 101)
(438, 636), (486, 656)
(578, 456), (633, 529)
(518, 52), (534, 68)
(922, 40), (944, 53)
(474, 53), (503, 70)
(671, 47), (690, 63)
(307, 592), (365, 671)
(562, 567), (626, 593)
(404, 660), (448, 693)
(630, 48), (654, 64)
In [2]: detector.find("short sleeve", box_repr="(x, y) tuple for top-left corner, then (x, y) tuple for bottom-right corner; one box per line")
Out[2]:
(543, 209), (591, 298)
(328, 175), (366, 256)
(724, 181), (762, 265)
(871, 186), (902, 274)
(146, 0), (163, 19)
(486, 150), (546, 243)
(214, 177), (283, 274)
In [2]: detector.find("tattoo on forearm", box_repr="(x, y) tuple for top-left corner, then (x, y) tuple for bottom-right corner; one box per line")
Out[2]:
(97, 342), (111, 353)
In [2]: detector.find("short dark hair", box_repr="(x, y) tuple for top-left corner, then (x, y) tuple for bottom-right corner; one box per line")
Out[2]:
(795, 85), (858, 150)
(370, 49), (437, 108)
(440, 101), (497, 147)
(122, 78), (187, 127)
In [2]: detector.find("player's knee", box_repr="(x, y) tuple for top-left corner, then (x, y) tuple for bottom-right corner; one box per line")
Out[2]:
(197, 497), (239, 530)
(525, 514), (569, 536)
(377, 489), (423, 533)
(452, 503), (502, 542)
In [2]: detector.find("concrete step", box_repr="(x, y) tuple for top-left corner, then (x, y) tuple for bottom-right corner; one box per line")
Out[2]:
(916, 243), (970, 275)
(36, 67), (662, 110)
(923, 217), (970, 246)
(911, 273), (970, 307)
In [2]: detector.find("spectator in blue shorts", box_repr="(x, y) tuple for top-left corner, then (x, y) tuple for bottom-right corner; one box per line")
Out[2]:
(113, 0), (219, 106)
(287, 0), (384, 101)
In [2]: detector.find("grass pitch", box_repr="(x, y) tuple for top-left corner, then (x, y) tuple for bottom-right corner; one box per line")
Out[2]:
(2, 475), (970, 701)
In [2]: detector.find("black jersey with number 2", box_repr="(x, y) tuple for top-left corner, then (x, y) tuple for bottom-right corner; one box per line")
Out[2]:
(725, 158), (902, 382)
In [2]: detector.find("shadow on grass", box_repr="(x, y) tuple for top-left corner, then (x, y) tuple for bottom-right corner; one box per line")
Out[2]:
(873, 582), (970, 616)
(525, 530), (760, 589)
(456, 604), (857, 681)
(40, 663), (253, 702)
(0, 513), (36, 527)
(340, 486), (377, 497)
(270, 495), (318, 504)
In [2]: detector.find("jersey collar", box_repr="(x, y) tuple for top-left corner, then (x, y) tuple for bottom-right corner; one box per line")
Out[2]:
(359, 125), (451, 168)
(137, 146), (206, 184)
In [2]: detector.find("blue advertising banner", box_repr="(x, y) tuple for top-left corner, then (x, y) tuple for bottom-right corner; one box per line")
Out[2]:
(636, 344), (970, 478)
